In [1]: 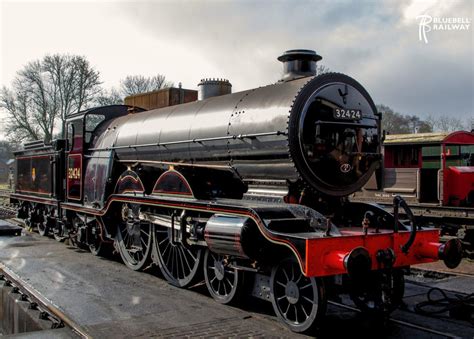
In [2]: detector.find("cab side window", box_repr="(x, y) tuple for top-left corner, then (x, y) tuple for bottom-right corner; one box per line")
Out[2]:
(85, 114), (105, 144)
(67, 124), (74, 151)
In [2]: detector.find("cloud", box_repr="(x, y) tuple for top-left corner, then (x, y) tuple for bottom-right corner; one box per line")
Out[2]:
(115, 0), (472, 119)
(0, 0), (472, 140)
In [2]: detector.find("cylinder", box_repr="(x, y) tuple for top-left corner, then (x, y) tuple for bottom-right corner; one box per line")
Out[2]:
(204, 214), (259, 258)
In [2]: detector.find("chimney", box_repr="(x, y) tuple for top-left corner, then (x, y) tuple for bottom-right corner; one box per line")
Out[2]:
(198, 78), (232, 100)
(278, 49), (322, 81)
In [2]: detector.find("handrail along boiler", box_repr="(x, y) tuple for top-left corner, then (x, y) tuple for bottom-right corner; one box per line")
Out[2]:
(10, 49), (462, 333)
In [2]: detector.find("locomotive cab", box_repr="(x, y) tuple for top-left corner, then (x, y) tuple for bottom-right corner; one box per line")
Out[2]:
(64, 105), (145, 204)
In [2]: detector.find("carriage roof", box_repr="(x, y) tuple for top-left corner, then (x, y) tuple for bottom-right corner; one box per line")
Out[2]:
(384, 131), (474, 146)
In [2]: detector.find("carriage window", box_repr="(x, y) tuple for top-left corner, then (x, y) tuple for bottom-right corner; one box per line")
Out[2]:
(85, 114), (106, 144)
(394, 146), (419, 167)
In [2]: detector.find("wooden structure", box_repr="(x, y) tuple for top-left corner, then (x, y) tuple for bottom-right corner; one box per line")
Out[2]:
(124, 87), (197, 110)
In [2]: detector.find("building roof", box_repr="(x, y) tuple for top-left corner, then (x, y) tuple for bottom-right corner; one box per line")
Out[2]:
(384, 131), (474, 145)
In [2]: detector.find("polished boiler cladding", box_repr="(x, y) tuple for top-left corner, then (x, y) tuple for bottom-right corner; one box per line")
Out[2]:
(96, 72), (380, 196)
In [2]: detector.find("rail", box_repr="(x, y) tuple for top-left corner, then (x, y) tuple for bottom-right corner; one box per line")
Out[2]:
(0, 266), (90, 338)
(328, 300), (462, 338)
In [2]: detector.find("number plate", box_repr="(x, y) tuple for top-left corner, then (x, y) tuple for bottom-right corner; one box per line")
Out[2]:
(333, 108), (362, 120)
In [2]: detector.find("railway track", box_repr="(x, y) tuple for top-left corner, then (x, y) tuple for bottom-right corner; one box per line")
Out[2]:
(1, 216), (472, 338)
(328, 300), (464, 339)
(0, 266), (89, 338)
(328, 282), (474, 338)
(0, 206), (16, 220)
(0, 188), (11, 197)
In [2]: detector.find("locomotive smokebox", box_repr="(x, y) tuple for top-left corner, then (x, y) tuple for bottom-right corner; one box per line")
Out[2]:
(278, 49), (322, 81)
(198, 78), (232, 100)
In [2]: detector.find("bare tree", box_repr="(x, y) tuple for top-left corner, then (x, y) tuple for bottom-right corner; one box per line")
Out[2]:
(377, 104), (432, 134)
(0, 85), (42, 143)
(0, 54), (101, 143)
(120, 74), (173, 97)
(43, 55), (101, 136)
(316, 64), (330, 75)
(427, 114), (466, 132)
(97, 74), (173, 106)
(467, 116), (474, 132)
(95, 88), (123, 106)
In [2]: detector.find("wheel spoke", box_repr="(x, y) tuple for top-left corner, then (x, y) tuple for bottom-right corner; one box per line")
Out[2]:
(282, 267), (290, 283)
(222, 280), (228, 296)
(224, 268), (235, 275)
(177, 247), (187, 278)
(185, 247), (197, 262)
(165, 246), (172, 267)
(225, 277), (233, 291)
(178, 246), (192, 272)
(159, 235), (170, 246)
(283, 301), (291, 316)
(300, 304), (309, 320)
(162, 242), (171, 258)
(171, 248), (176, 276)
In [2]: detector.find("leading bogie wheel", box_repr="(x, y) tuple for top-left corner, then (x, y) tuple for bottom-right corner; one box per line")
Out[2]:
(204, 249), (244, 305)
(349, 268), (405, 316)
(270, 258), (327, 333)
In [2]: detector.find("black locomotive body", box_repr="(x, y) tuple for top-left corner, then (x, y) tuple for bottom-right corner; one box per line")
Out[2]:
(10, 50), (462, 333)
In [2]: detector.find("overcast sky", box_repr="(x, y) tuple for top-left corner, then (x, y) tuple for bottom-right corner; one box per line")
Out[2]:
(0, 0), (472, 139)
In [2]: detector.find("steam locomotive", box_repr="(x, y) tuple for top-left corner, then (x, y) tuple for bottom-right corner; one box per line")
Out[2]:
(10, 50), (462, 333)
